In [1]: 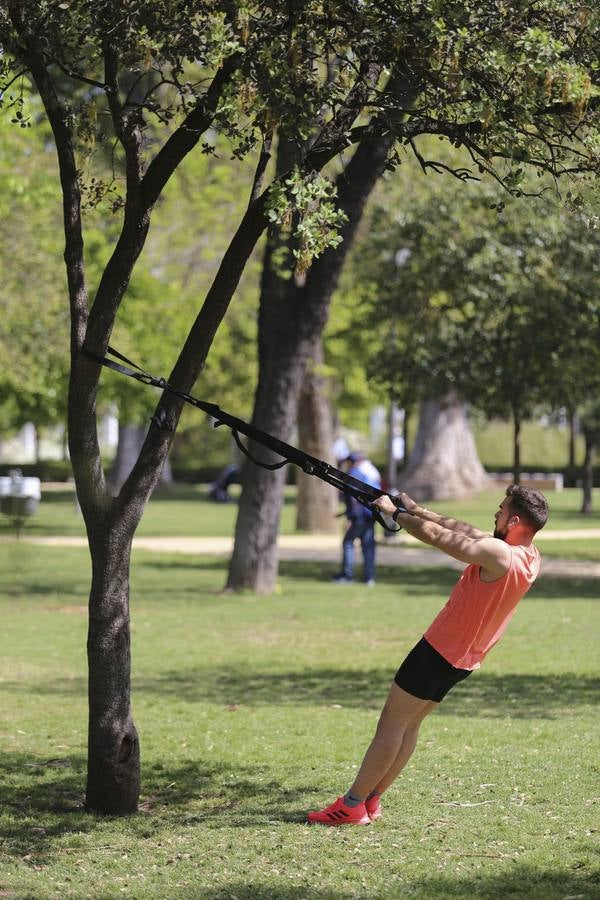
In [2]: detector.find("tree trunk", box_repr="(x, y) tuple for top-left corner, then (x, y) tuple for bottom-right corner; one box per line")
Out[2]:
(33, 425), (40, 464)
(513, 411), (522, 485)
(400, 394), (490, 500)
(403, 406), (412, 464)
(85, 522), (139, 814)
(227, 368), (304, 592)
(568, 408), (577, 470)
(296, 340), (337, 532)
(109, 422), (173, 493)
(581, 429), (595, 514)
(227, 131), (397, 592)
(109, 424), (146, 493)
(386, 399), (404, 492)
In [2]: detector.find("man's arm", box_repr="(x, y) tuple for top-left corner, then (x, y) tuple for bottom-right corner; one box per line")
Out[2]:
(394, 512), (511, 579)
(372, 493), (509, 579)
(411, 505), (489, 540)
(379, 491), (489, 539)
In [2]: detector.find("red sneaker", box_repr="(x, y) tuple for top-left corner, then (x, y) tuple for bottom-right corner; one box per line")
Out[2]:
(365, 794), (382, 821)
(307, 796), (370, 826)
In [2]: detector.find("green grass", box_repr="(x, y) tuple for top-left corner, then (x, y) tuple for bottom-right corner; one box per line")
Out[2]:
(426, 488), (600, 533)
(4, 483), (600, 537)
(472, 419), (582, 470)
(425, 489), (600, 562)
(0, 484), (298, 539)
(1, 544), (599, 899)
(3, 484), (598, 561)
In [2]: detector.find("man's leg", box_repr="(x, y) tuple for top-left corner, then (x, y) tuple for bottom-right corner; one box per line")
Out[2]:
(307, 685), (433, 826)
(371, 699), (437, 796)
(360, 521), (376, 583)
(348, 683), (431, 799)
(340, 520), (360, 580)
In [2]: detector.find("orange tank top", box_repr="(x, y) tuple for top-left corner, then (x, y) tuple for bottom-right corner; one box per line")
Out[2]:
(424, 543), (541, 670)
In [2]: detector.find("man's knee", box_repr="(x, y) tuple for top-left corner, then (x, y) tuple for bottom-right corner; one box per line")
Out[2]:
(375, 703), (407, 741)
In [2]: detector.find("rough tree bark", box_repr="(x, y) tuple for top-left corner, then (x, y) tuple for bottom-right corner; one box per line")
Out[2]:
(85, 523), (139, 812)
(227, 134), (397, 591)
(13, 21), (264, 812)
(109, 423), (173, 493)
(227, 65), (418, 592)
(400, 394), (490, 500)
(581, 427), (595, 514)
(295, 339), (337, 533)
(512, 410), (522, 485)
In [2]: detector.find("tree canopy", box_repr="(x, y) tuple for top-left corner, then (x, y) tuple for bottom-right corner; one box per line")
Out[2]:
(344, 147), (600, 481)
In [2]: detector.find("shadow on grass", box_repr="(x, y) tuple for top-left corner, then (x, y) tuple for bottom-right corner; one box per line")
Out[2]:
(196, 862), (600, 900)
(2, 752), (598, 897)
(278, 561), (461, 589)
(275, 563), (600, 600)
(528, 574), (600, 600)
(133, 558), (463, 593)
(2, 669), (598, 719)
(146, 485), (296, 507)
(0, 581), (88, 599)
(133, 556), (600, 599)
(134, 668), (600, 719)
(0, 752), (313, 863)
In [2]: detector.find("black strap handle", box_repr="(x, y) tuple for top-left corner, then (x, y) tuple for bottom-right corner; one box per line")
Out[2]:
(83, 346), (407, 532)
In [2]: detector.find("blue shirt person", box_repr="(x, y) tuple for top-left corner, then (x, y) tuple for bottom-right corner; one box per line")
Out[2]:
(333, 451), (382, 586)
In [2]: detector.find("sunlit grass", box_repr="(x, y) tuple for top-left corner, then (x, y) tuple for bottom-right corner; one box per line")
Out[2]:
(2, 484), (598, 543)
(1, 544), (598, 899)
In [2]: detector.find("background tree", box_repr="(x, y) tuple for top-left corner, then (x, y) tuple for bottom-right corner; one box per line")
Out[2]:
(348, 151), (600, 496)
(579, 402), (600, 513)
(228, 0), (600, 586)
(0, 99), (69, 442)
(295, 338), (337, 533)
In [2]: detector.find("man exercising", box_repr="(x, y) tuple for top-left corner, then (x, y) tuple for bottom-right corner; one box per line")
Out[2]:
(307, 484), (548, 826)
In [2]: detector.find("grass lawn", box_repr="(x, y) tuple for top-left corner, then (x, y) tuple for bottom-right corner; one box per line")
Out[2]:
(1, 543), (598, 899)
(0, 485), (298, 540)
(2, 483), (599, 561)
(472, 419), (583, 470)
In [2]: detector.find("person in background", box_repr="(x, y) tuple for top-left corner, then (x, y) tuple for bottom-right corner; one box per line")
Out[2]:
(332, 451), (382, 587)
(209, 463), (240, 502)
(332, 435), (350, 467)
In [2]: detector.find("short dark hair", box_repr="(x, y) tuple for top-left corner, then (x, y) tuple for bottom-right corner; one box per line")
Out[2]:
(505, 484), (549, 532)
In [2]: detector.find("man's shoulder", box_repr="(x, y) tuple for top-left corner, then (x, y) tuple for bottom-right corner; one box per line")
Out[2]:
(510, 542), (542, 576)
(512, 541), (540, 559)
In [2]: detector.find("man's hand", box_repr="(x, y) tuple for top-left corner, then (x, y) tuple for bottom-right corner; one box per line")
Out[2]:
(396, 492), (419, 513)
(372, 492), (418, 518)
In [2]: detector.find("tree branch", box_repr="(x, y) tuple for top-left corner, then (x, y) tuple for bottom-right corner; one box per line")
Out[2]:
(85, 52), (244, 357)
(409, 139), (478, 182)
(6, 3), (106, 502)
(248, 130), (273, 206)
(102, 42), (143, 191)
(306, 61), (383, 170)
(118, 189), (271, 515)
(139, 52), (243, 209)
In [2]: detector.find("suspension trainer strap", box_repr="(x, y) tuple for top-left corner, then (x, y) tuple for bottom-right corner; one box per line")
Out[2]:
(83, 346), (407, 532)
(229, 428), (288, 470)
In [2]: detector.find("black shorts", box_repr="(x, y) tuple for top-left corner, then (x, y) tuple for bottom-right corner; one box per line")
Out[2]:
(394, 637), (472, 703)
